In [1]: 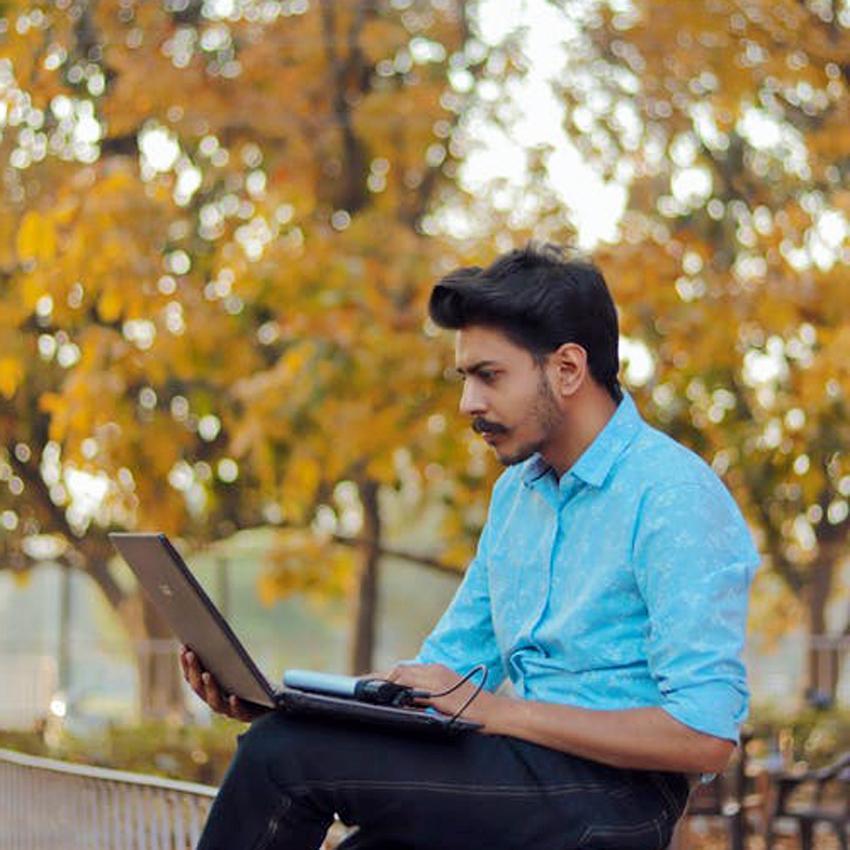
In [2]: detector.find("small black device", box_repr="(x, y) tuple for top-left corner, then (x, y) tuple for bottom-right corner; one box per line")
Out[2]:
(356, 679), (428, 707)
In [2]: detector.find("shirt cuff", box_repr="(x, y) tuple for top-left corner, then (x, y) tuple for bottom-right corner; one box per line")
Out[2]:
(660, 680), (748, 743)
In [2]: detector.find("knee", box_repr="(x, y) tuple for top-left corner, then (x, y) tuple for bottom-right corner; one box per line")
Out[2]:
(230, 712), (316, 786)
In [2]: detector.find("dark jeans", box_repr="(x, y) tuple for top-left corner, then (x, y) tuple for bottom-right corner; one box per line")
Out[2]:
(198, 711), (690, 850)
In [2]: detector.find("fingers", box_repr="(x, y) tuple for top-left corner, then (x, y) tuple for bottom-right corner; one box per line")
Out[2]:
(228, 694), (260, 722)
(180, 646), (198, 688)
(386, 663), (433, 686)
(177, 647), (293, 724)
(181, 648), (207, 702)
(360, 670), (390, 680)
(200, 668), (246, 720)
(199, 667), (243, 720)
(180, 648), (245, 720)
(386, 665), (417, 685)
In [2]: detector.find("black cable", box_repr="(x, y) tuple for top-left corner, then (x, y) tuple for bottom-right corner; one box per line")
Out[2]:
(421, 663), (488, 727)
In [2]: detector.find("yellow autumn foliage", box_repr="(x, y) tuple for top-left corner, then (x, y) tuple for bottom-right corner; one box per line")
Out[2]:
(15, 210), (56, 264)
(573, 0), (850, 652)
(0, 1), (489, 675)
(0, 357), (23, 400)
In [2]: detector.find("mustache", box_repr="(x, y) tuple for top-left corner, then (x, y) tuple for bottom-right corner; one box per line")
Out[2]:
(472, 418), (508, 435)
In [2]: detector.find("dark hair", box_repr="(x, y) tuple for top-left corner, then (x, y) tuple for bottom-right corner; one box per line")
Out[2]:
(428, 242), (622, 402)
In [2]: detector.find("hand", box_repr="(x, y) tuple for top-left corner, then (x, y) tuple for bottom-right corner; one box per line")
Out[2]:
(179, 646), (268, 723)
(386, 662), (495, 728)
(359, 670), (391, 680)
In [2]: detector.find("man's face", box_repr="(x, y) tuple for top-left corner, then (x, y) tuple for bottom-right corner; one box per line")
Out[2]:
(454, 325), (562, 467)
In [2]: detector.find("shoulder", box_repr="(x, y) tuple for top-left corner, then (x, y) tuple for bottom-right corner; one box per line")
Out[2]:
(623, 424), (758, 563)
(622, 421), (728, 497)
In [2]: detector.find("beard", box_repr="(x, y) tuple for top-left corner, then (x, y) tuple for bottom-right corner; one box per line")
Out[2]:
(496, 372), (562, 467)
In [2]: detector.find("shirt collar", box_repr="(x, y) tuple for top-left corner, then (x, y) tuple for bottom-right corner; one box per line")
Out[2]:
(521, 392), (644, 490)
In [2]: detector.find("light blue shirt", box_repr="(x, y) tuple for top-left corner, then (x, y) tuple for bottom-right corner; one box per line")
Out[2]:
(416, 392), (759, 742)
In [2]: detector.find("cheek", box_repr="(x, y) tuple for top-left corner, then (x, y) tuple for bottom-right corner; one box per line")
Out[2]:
(507, 389), (544, 426)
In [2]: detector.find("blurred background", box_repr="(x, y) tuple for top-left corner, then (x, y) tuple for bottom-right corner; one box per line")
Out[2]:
(1, 0), (850, 819)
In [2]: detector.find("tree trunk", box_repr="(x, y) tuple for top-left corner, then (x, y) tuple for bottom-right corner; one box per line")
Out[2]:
(135, 591), (186, 720)
(57, 564), (72, 693)
(805, 555), (839, 704)
(84, 555), (186, 719)
(349, 478), (381, 674)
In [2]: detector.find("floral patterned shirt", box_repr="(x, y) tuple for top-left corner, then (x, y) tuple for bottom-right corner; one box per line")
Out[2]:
(417, 392), (759, 742)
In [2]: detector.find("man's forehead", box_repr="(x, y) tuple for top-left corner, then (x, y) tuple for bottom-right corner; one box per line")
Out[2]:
(454, 326), (529, 367)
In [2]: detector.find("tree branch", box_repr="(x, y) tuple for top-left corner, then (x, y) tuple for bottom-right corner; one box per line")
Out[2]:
(8, 452), (80, 544)
(330, 532), (462, 576)
(319, 0), (369, 213)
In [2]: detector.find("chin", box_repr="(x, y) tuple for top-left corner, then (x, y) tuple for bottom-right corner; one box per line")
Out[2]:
(497, 442), (541, 467)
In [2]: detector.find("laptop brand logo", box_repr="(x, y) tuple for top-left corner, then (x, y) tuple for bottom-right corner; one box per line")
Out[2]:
(158, 583), (174, 597)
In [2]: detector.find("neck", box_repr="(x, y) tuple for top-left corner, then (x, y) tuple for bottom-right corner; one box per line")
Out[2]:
(543, 387), (619, 478)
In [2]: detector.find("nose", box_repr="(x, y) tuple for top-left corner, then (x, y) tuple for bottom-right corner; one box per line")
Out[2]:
(459, 379), (487, 417)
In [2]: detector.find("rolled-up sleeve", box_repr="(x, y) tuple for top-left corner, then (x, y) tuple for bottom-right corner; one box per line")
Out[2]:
(633, 481), (760, 742)
(415, 515), (506, 692)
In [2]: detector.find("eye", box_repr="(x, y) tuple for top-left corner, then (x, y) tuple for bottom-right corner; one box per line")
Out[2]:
(478, 370), (496, 382)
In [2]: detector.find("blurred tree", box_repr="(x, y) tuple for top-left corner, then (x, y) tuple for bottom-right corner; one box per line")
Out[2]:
(0, 0), (506, 715)
(553, 0), (850, 696)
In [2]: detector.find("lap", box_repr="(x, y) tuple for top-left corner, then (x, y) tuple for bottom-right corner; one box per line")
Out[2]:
(236, 711), (688, 850)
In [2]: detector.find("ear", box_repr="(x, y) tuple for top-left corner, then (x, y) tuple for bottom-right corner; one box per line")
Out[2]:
(547, 343), (587, 399)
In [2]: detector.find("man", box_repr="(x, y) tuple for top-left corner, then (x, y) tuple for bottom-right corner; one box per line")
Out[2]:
(183, 243), (759, 850)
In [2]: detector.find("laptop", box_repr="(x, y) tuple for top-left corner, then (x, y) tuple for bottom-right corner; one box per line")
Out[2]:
(108, 532), (480, 735)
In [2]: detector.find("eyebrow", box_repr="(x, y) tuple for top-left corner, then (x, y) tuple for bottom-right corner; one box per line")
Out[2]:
(454, 360), (500, 377)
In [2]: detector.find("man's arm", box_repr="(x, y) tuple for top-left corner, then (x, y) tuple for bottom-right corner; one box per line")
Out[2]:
(485, 696), (733, 773)
(389, 662), (733, 774)
(631, 482), (759, 746)
(392, 477), (756, 775)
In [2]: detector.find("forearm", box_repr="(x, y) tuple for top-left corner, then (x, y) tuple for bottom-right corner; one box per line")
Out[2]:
(390, 662), (734, 773)
(482, 694), (734, 774)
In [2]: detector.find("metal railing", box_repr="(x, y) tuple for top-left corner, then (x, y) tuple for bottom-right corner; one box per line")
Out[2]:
(0, 747), (217, 850)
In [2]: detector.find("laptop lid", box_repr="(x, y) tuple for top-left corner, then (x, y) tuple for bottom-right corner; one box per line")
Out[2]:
(109, 532), (277, 709)
(109, 532), (482, 734)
